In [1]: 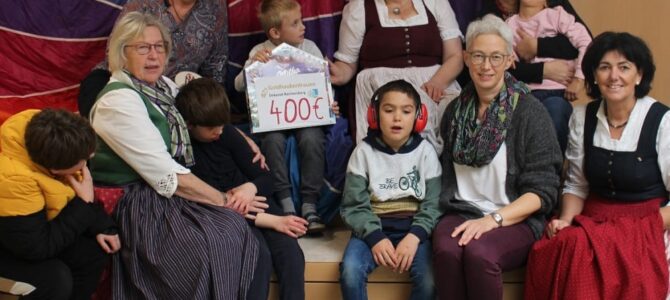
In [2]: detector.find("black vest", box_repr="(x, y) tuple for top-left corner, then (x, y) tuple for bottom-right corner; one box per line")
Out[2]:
(583, 100), (669, 202)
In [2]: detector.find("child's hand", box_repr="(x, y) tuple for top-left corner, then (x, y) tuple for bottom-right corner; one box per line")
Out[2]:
(273, 215), (308, 238)
(65, 165), (94, 203)
(394, 233), (420, 273)
(96, 233), (121, 254)
(371, 238), (398, 269)
(514, 29), (538, 62)
(252, 48), (272, 63)
(331, 101), (340, 117)
(564, 77), (583, 102)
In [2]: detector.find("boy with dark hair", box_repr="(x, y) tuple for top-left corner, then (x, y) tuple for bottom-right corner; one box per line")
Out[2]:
(0, 109), (120, 300)
(176, 78), (307, 300)
(339, 80), (442, 299)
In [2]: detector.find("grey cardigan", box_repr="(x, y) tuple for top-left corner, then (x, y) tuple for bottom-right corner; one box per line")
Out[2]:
(439, 93), (563, 239)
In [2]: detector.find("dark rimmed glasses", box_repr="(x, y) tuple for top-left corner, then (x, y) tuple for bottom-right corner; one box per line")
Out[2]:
(467, 51), (509, 67)
(124, 42), (167, 55)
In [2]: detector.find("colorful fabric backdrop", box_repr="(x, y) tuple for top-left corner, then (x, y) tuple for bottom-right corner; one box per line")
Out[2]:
(0, 0), (345, 124)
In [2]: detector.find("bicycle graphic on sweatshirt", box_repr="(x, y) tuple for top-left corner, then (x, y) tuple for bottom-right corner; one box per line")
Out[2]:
(399, 165), (422, 198)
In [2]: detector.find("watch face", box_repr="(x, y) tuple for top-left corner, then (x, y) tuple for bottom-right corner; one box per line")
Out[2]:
(492, 213), (502, 223)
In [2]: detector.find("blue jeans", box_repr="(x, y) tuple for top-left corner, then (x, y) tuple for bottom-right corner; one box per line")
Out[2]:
(532, 89), (572, 154)
(339, 231), (435, 300)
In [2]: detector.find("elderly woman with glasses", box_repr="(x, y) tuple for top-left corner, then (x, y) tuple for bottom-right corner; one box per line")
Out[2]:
(431, 14), (562, 299)
(89, 12), (268, 299)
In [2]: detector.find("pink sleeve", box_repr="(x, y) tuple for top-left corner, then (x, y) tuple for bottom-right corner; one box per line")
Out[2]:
(554, 7), (592, 79)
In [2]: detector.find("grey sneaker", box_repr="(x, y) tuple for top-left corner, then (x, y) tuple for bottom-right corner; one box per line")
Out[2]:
(304, 212), (326, 234)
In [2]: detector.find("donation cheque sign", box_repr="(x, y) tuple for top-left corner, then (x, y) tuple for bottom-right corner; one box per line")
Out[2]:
(245, 43), (336, 133)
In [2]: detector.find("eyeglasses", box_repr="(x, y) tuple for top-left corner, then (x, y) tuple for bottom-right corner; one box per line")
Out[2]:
(467, 52), (508, 67)
(124, 42), (167, 55)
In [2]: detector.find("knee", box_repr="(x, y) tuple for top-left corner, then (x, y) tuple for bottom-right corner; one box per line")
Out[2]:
(432, 237), (462, 266)
(29, 260), (72, 300)
(296, 129), (324, 149)
(462, 244), (500, 273)
(339, 260), (369, 286)
(261, 133), (286, 150)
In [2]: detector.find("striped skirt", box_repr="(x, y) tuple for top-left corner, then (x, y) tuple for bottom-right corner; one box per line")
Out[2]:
(111, 183), (258, 300)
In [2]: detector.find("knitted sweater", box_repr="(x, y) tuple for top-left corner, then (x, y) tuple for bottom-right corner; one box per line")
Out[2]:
(439, 93), (562, 239)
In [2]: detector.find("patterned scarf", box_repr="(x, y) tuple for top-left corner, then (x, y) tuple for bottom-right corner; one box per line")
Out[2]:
(126, 71), (194, 167)
(448, 72), (530, 167)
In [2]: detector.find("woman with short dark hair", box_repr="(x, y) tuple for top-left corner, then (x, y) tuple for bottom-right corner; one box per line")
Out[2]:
(524, 31), (670, 300)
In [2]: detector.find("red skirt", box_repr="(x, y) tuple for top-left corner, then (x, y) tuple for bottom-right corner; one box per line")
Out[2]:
(525, 195), (668, 300)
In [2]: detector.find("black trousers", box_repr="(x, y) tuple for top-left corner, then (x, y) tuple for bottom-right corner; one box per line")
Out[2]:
(0, 236), (108, 300)
(247, 226), (305, 300)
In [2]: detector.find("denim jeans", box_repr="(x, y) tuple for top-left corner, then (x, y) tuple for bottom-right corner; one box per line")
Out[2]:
(260, 127), (325, 206)
(339, 231), (435, 300)
(532, 89), (573, 154)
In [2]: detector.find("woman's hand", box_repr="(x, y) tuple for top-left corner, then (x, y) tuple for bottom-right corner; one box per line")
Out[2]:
(371, 238), (398, 269)
(328, 59), (356, 86)
(226, 182), (257, 211)
(252, 48), (272, 63)
(451, 216), (499, 246)
(514, 29), (539, 62)
(96, 233), (121, 254)
(65, 165), (94, 203)
(394, 234), (419, 273)
(421, 79), (446, 102)
(543, 60), (575, 86)
(273, 215), (308, 238)
(546, 219), (571, 238)
(564, 77), (583, 102)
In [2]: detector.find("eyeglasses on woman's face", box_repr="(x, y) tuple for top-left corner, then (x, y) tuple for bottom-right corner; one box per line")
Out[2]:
(124, 42), (167, 55)
(467, 51), (508, 67)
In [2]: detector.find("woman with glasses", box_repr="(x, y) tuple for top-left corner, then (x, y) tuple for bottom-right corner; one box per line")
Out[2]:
(89, 12), (268, 299)
(432, 14), (562, 299)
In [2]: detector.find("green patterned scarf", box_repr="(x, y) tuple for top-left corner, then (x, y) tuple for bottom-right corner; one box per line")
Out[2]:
(126, 71), (194, 167)
(448, 72), (530, 167)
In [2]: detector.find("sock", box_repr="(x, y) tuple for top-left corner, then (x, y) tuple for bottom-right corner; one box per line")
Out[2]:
(280, 197), (296, 214)
(301, 203), (317, 217)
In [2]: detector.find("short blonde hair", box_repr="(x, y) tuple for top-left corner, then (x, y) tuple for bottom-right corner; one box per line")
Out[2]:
(107, 12), (172, 73)
(258, 0), (301, 33)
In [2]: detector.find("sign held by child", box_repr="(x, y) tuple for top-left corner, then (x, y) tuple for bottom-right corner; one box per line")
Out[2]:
(245, 43), (336, 133)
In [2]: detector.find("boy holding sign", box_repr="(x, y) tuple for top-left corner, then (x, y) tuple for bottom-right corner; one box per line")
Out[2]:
(340, 80), (442, 299)
(234, 0), (332, 232)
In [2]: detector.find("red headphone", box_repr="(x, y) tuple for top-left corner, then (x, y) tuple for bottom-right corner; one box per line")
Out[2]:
(367, 94), (428, 133)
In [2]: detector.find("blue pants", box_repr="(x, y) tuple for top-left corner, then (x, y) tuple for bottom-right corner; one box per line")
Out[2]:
(532, 89), (572, 154)
(339, 231), (435, 300)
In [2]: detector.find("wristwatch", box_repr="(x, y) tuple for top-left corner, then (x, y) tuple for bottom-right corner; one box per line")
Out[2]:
(490, 212), (503, 227)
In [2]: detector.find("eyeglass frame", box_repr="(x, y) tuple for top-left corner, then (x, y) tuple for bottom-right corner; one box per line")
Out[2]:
(124, 42), (168, 55)
(466, 51), (510, 67)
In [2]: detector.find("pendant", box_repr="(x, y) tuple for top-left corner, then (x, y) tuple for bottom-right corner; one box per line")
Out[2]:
(392, 7), (400, 15)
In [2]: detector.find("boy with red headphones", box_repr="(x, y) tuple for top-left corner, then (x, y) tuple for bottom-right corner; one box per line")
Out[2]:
(339, 80), (442, 299)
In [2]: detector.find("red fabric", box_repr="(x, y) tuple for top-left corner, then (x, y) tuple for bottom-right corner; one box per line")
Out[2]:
(525, 196), (669, 300)
(91, 186), (124, 300)
(0, 30), (106, 96)
(0, 88), (79, 125)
